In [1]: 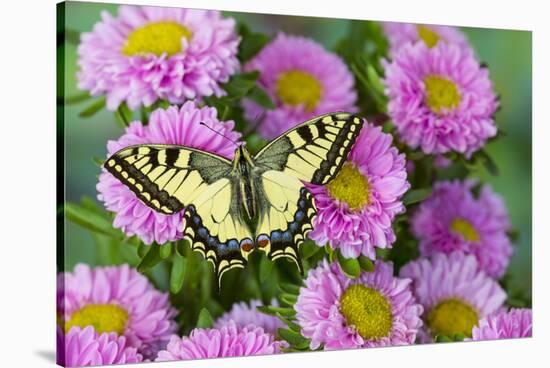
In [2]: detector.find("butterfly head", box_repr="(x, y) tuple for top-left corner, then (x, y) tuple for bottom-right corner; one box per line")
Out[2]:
(233, 144), (254, 168)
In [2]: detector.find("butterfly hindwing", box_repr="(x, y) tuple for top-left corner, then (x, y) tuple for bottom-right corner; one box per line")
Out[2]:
(104, 144), (252, 285)
(254, 112), (364, 185)
(255, 170), (317, 273)
(181, 177), (253, 286)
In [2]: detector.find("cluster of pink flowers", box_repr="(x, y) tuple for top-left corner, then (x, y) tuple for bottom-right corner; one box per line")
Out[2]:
(57, 263), (286, 365)
(382, 22), (498, 157)
(77, 5), (240, 110)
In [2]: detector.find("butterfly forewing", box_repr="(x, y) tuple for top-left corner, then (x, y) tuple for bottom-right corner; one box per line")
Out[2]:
(254, 112), (364, 185)
(104, 144), (253, 286)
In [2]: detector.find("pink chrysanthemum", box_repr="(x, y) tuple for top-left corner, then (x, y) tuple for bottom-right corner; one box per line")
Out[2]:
(57, 326), (143, 367)
(77, 5), (240, 110)
(57, 263), (178, 350)
(400, 252), (507, 342)
(295, 260), (423, 350)
(243, 33), (357, 139)
(382, 22), (469, 55)
(308, 123), (409, 259)
(383, 42), (498, 157)
(471, 308), (532, 341)
(410, 179), (513, 278)
(156, 321), (285, 361)
(215, 299), (284, 335)
(97, 101), (241, 244)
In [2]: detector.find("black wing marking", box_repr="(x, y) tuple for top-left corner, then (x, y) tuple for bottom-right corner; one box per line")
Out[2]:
(104, 144), (232, 214)
(254, 112), (364, 185)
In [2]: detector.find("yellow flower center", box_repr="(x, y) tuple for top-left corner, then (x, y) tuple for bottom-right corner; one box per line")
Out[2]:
(450, 218), (480, 242)
(122, 21), (192, 57)
(424, 75), (461, 114)
(327, 163), (370, 212)
(417, 25), (441, 48)
(340, 284), (393, 340)
(427, 298), (479, 338)
(65, 304), (129, 335)
(275, 70), (322, 111)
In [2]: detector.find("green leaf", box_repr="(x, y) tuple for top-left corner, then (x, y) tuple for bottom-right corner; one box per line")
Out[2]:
(277, 328), (309, 350)
(65, 92), (91, 104)
(299, 240), (321, 260)
(337, 251), (361, 278)
(196, 308), (214, 328)
(114, 103), (133, 127)
(257, 305), (296, 318)
(259, 255), (274, 283)
(237, 23), (270, 63)
(175, 240), (189, 257)
(278, 282), (301, 295)
(78, 97), (106, 118)
(477, 149), (499, 176)
(366, 64), (385, 96)
(65, 202), (124, 240)
(137, 243), (149, 258)
(79, 196), (107, 217)
(170, 256), (187, 293)
(279, 293), (298, 307)
(247, 86), (275, 109)
(92, 156), (104, 167)
(137, 243), (162, 272)
(453, 333), (466, 341)
(325, 244), (336, 263)
(159, 243), (172, 259)
(358, 255), (375, 272)
(280, 317), (302, 333)
(118, 103), (133, 123)
(434, 334), (452, 343)
(223, 71), (259, 99)
(245, 133), (268, 155)
(403, 188), (432, 206)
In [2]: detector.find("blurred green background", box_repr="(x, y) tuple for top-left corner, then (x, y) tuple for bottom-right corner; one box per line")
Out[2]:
(60, 2), (532, 298)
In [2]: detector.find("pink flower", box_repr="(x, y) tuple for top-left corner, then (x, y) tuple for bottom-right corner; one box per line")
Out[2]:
(308, 122), (409, 259)
(382, 22), (469, 55)
(215, 299), (285, 335)
(57, 263), (177, 350)
(294, 260), (423, 350)
(97, 101), (241, 244)
(243, 33), (357, 139)
(410, 180), (513, 278)
(77, 5), (240, 110)
(383, 42), (498, 157)
(471, 308), (532, 341)
(57, 326), (142, 367)
(400, 252), (507, 342)
(155, 322), (285, 361)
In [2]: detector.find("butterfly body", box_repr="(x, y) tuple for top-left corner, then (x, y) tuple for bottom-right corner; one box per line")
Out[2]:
(104, 112), (364, 286)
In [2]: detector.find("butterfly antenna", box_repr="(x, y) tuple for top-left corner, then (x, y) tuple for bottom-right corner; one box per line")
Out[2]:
(199, 122), (240, 148)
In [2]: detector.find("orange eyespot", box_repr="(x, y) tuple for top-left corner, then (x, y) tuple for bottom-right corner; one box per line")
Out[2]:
(257, 235), (270, 248)
(240, 239), (254, 252)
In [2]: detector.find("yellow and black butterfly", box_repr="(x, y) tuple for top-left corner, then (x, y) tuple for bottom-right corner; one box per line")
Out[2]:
(104, 112), (364, 286)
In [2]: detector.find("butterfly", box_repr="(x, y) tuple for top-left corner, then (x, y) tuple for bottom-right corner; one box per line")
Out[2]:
(104, 112), (364, 287)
